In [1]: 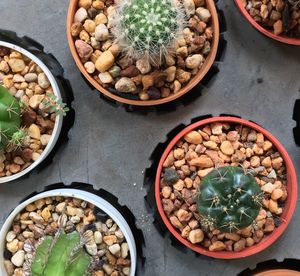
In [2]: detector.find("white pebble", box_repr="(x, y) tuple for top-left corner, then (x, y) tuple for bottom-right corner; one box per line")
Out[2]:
(6, 231), (16, 243)
(74, 7), (88, 23)
(95, 24), (109, 41)
(11, 250), (25, 267)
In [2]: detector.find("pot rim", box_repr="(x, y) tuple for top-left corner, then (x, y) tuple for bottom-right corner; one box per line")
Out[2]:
(155, 116), (298, 259)
(234, 0), (300, 46)
(66, 0), (220, 106)
(0, 188), (137, 276)
(0, 41), (63, 183)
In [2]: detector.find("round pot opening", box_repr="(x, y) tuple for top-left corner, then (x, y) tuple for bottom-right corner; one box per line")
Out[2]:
(67, 0), (220, 106)
(155, 116), (297, 259)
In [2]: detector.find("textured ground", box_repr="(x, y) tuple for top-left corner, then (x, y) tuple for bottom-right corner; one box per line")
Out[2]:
(0, 1), (300, 275)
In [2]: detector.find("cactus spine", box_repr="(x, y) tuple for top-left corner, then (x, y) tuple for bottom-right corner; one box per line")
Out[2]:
(197, 166), (263, 233)
(31, 231), (91, 276)
(112, 0), (187, 64)
(0, 85), (27, 150)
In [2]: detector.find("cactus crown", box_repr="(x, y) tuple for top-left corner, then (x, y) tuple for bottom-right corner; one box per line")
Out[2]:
(197, 166), (263, 233)
(112, 0), (187, 64)
(0, 85), (24, 150)
(31, 231), (91, 276)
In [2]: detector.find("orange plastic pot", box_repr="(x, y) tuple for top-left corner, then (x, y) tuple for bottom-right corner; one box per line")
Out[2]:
(235, 0), (300, 46)
(155, 116), (297, 259)
(255, 269), (300, 276)
(67, 0), (219, 106)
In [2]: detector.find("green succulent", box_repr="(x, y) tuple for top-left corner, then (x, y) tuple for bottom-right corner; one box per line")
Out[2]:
(112, 0), (186, 64)
(0, 85), (26, 150)
(31, 231), (91, 276)
(197, 166), (263, 233)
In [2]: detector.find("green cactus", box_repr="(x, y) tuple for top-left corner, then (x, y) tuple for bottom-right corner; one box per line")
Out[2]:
(31, 231), (91, 276)
(112, 0), (186, 64)
(197, 166), (263, 233)
(0, 85), (26, 150)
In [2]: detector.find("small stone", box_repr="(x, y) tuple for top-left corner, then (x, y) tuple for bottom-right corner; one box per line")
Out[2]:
(263, 141), (273, 151)
(220, 141), (234, 155)
(95, 24), (109, 41)
(8, 59), (26, 73)
(121, 65), (140, 78)
(209, 241), (226, 251)
(136, 57), (151, 74)
(225, 233), (240, 241)
(26, 204), (37, 212)
(4, 260), (14, 276)
(13, 74), (25, 83)
(41, 207), (51, 222)
(269, 199), (278, 213)
(176, 68), (191, 84)
(163, 168), (179, 184)
(37, 73), (50, 89)
(95, 51), (115, 73)
(271, 188), (283, 200)
(250, 156), (260, 167)
(40, 134), (51, 146)
(28, 124), (41, 140)
(185, 54), (203, 69)
(233, 239), (246, 252)
(29, 212), (44, 224)
(85, 243), (98, 256)
(196, 7), (211, 22)
(103, 235), (117, 245)
(177, 209), (192, 222)
(11, 250), (25, 267)
(55, 202), (66, 213)
(189, 155), (213, 168)
(121, 243), (129, 258)
(75, 40), (93, 60)
(93, 0), (105, 9)
(173, 80), (182, 93)
(94, 231), (103, 244)
(7, 239), (19, 253)
(264, 217), (275, 232)
(184, 131), (202, 144)
(173, 179), (184, 191)
(98, 72), (113, 84)
(115, 77), (136, 93)
(79, 0), (92, 9)
(165, 66), (176, 82)
(74, 7), (88, 23)
(274, 20), (283, 35)
(170, 216), (183, 229)
(84, 61), (95, 74)
(211, 123), (223, 135)
(203, 141), (217, 149)
(189, 229), (204, 244)
(29, 94), (43, 110)
(95, 13), (108, 25)
(83, 19), (96, 33)
(147, 87), (161, 99)
(183, 0), (195, 17)
(9, 164), (21, 173)
(109, 244), (121, 256)
(262, 156), (272, 167)
(103, 264), (114, 275)
(261, 182), (276, 194)
(71, 22), (83, 36)
(32, 152), (41, 161)
(6, 231), (17, 242)
(272, 157), (283, 170)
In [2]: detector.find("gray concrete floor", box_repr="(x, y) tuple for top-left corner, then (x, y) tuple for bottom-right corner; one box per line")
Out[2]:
(0, 1), (300, 275)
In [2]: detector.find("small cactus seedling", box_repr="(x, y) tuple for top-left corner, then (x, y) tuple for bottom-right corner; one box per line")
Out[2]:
(0, 85), (27, 150)
(197, 166), (263, 233)
(112, 0), (187, 64)
(31, 231), (91, 276)
(42, 93), (70, 117)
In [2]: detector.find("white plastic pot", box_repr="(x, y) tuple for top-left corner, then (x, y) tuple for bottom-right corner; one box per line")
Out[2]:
(0, 41), (63, 183)
(0, 189), (137, 276)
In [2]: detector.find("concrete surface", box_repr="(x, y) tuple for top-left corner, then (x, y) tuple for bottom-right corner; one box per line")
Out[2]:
(0, 1), (300, 275)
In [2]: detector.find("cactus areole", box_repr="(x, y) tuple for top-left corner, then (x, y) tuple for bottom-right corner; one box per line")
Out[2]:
(197, 166), (262, 233)
(112, 0), (186, 64)
(0, 85), (21, 150)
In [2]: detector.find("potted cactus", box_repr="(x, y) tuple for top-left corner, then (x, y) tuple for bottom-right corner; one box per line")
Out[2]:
(0, 41), (69, 183)
(0, 188), (137, 276)
(155, 116), (297, 258)
(67, 0), (219, 105)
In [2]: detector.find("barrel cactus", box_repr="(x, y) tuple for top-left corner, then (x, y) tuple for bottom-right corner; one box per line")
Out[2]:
(31, 231), (91, 276)
(0, 85), (27, 150)
(112, 0), (187, 64)
(197, 166), (263, 233)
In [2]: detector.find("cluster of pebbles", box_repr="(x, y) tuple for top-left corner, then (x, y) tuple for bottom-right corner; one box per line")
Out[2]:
(71, 0), (214, 101)
(4, 196), (131, 276)
(160, 122), (287, 252)
(0, 46), (56, 177)
(243, 0), (300, 36)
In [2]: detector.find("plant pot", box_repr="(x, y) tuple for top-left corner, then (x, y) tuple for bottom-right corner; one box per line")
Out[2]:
(0, 188), (137, 276)
(234, 0), (300, 46)
(255, 270), (300, 276)
(67, 0), (220, 106)
(155, 116), (297, 259)
(0, 41), (64, 183)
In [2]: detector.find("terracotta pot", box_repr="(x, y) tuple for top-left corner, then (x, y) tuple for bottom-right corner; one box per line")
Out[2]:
(155, 116), (297, 259)
(235, 0), (300, 46)
(67, 0), (220, 106)
(255, 269), (300, 276)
